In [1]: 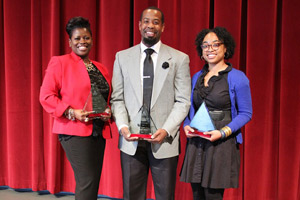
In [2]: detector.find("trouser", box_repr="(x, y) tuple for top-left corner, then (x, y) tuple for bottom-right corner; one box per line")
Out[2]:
(191, 183), (224, 200)
(60, 135), (106, 200)
(121, 141), (178, 200)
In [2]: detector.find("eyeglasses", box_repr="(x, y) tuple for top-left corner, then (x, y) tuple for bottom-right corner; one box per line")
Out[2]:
(201, 43), (223, 51)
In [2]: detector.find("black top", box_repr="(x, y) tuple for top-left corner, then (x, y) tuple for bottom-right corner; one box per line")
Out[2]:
(89, 64), (109, 137)
(89, 64), (109, 102)
(193, 63), (232, 112)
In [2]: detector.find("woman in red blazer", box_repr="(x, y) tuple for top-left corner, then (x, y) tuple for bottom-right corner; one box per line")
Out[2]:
(40, 17), (112, 200)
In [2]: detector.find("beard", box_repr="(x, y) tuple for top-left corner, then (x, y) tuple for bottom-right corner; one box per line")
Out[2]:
(142, 37), (159, 47)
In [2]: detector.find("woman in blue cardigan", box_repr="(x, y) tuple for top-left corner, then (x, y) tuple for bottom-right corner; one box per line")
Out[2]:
(180, 27), (252, 200)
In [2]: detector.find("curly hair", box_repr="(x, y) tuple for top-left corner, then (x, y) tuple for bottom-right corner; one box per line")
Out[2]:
(195, 26), (235, 59)
(66, 16), (92, 38)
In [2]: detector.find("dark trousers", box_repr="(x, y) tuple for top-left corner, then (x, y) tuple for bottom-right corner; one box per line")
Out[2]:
(121, 141), (178, 200)
(191, 183), (224, 200)
(60, 135), (106, 200)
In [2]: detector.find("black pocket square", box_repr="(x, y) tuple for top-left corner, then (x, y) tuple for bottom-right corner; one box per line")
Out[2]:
(162, 62), (169, 69)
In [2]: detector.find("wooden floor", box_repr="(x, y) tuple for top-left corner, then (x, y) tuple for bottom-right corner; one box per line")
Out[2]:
(0, 186), (120, 200)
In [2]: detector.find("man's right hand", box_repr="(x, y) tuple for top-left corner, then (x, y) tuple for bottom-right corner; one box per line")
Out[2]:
(120, 127), (139, 141)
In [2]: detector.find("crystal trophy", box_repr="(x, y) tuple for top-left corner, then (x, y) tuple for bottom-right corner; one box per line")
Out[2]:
(130, 106), (153, 139)
(189, 102), (215, 138)
(82, 85), (108, 119)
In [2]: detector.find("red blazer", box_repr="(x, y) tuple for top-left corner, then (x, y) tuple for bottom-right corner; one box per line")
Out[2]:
(40, 51), (112, 139)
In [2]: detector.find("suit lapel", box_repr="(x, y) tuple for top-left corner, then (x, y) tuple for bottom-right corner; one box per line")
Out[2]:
(127, 45), (143, 106)
(151, 44), (171, 108)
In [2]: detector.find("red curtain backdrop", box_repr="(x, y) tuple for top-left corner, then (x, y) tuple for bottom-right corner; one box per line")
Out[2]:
(0, 0), (299, 199)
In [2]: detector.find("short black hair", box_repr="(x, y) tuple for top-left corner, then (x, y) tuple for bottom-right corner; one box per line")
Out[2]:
(195, 26), (235, 59)
(140, 6), (165, 24)
(66, 16), (92, 39)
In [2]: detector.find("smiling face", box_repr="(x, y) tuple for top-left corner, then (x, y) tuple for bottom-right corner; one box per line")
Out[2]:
(139, 9), (165, 47)
(69, 28), (93, 60)
(202, 32), (227, 65)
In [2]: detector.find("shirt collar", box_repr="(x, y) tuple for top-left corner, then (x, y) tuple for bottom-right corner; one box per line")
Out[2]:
(140, 41), (161, 54)
(202, 63), (233, 74)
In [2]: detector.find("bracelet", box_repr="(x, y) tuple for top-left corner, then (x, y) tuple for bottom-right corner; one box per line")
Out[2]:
(69, 108), (75, 121)
(65, 108), (75, 121)
(220, 126), (232, 138)
(220, 129), (226, 139)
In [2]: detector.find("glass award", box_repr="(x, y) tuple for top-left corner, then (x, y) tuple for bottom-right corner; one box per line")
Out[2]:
(189, 102), (215, 138)
(83, 85), (108, 119)
(130, 106), (153, 139)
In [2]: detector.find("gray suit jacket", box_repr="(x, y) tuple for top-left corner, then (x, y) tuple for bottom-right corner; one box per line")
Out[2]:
(111, 43), (191, 159)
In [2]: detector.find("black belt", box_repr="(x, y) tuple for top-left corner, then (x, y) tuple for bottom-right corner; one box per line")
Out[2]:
(209, 110), (231, 121)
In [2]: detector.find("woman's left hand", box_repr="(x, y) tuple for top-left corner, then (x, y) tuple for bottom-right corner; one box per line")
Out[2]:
(100, 107), (111, 122)
(203, 130), (222, 142)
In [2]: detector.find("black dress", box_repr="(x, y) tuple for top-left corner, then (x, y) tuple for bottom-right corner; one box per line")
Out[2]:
(180, 64), (240, 189)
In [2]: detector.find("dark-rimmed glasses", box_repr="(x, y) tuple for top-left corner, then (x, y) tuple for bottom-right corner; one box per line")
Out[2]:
(201, 43), (223, 51)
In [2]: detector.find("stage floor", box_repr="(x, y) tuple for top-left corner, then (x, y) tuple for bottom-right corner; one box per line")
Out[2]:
(0, 187), (118, 200)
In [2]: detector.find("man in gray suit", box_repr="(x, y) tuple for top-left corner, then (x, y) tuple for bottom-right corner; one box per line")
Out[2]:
(111, 6), (191, 200)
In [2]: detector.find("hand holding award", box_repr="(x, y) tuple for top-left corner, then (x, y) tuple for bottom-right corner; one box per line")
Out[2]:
(83, 85), (109, 121)
(188, 102), (215, 139)
(129, 106), (155, 139)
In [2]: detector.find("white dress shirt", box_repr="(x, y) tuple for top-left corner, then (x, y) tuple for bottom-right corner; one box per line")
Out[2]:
(140, 41), (161, 88)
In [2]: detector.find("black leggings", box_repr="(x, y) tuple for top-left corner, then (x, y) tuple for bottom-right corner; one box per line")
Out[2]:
(191, 183), (224, 200)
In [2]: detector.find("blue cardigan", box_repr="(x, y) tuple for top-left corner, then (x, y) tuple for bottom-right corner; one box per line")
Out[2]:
(183, 67), (252, 144)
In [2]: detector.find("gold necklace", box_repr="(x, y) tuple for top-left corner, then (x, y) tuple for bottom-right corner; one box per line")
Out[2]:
(84, 60), (95, 72)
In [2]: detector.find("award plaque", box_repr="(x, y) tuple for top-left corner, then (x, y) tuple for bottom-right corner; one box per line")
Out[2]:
(188, 102), (215, 139)
(83, 85), (109, 119)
